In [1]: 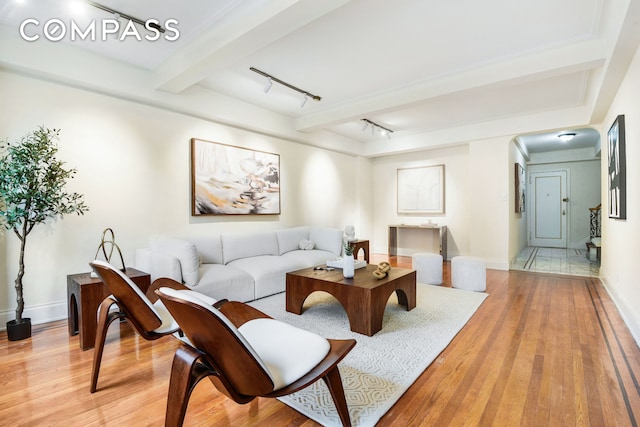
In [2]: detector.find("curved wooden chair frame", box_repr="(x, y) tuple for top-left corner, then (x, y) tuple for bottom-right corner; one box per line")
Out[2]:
(156, 289), (356, 427)
(89, 262), (187, 393)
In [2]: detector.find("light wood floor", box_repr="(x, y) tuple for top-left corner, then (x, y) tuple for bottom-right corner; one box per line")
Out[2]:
(1, 255), (639, 426)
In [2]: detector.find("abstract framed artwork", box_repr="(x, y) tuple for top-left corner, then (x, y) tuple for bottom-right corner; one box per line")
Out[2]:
(515, 163), (526, 213)
(191, 138), (280, 215)
(607, 115), (626, 219)
(397, 165), (445, 214)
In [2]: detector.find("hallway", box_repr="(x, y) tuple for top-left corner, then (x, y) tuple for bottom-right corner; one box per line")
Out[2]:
(511, 246), (600, 277)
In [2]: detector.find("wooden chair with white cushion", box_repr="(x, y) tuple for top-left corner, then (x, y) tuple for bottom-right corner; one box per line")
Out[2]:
(155, 286), (356, 427)
(88, 260), (189, 393)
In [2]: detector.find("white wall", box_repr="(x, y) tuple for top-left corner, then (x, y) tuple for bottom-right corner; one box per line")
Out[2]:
(467, 138), (510, 269)
(0, 71), (371, 327)
(371, 137), (511, 269)
(600, 43), (640, 343)
(371, 145), (470, 260)
(509, 141), (528, 263)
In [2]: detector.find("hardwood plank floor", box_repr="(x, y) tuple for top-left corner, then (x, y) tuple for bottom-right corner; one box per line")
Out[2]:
(1, 256), (638, 426)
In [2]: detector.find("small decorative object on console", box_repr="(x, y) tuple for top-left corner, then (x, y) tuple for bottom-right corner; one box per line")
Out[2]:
(372, 262), (391, 279)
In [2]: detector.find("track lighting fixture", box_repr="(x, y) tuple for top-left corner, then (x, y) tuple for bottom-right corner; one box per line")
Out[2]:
(250, 67), (321, 108)
(361, 119), (394, 140)
(89, 1), (165, 33)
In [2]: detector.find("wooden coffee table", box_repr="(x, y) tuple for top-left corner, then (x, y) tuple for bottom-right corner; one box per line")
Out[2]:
(286, 264), (416, 336)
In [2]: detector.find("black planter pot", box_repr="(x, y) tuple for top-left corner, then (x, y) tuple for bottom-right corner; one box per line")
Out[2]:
(6, 318), (32, 341)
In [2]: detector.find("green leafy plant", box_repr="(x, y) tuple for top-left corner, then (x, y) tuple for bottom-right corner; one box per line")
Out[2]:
(343, 241), (354, 256)
(0, 127), (89, 324)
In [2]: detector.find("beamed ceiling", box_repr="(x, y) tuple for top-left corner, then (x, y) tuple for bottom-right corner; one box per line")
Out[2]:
(1, 0), (639, 157)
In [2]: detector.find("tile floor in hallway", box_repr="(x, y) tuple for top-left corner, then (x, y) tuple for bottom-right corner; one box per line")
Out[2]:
(511, 246), (600, 277)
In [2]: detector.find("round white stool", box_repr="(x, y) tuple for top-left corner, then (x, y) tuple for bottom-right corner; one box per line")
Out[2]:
(451, 256), (486, 291)
(412, 252), (443, 285)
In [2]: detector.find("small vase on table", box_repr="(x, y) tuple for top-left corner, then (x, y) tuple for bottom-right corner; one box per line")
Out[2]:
(343, 241), (355, 279)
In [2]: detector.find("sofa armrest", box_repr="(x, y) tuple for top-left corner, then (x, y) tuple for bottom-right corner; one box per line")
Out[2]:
(135, 248), (183, 284)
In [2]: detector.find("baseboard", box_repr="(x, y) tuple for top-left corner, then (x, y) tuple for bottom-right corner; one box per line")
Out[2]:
(486, 259), (510, 271)
(0, 300), (67, 331)
(599, 267), (640, 346)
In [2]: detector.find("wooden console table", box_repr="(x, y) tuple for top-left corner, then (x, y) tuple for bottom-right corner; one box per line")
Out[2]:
(67, 268), (150, 350)
(388, 224), (447, 260)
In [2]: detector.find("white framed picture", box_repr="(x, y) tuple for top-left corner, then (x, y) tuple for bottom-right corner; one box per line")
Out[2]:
(397, 165), (445, 214)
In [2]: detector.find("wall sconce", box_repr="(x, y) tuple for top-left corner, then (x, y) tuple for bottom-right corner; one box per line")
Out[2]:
(250, 67), (321, 108)
(361, 118), (394, 139)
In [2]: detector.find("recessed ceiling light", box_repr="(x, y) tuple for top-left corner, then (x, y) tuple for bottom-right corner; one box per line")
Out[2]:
(558, 133), (576, 142)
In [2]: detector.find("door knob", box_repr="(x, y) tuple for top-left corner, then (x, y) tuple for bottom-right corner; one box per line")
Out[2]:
(562, 197), (569, 202)
(563, 210), (566, 215)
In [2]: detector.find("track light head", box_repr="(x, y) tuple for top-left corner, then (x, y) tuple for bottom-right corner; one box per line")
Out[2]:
(250, 67), (321, 106)
(360, 118), (394, 139)
(264, 78), (273, 94)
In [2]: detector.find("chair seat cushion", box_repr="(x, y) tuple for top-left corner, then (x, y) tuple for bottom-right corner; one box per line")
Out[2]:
(239, 318), (330, 391)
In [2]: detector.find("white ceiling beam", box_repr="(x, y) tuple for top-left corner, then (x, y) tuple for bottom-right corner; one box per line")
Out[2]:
(587, 0), (640, 122)
(153, 0), (350, 94)
(0, 25), (363, 156)
(294, 38), (606, 132)
(360, 105), (592, 158)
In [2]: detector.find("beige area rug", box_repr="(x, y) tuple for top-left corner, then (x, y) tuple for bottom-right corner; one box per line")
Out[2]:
(249, 283), (488, 427)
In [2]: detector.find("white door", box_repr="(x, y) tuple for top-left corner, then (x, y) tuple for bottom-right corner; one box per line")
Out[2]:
(529, 170), (568, 248)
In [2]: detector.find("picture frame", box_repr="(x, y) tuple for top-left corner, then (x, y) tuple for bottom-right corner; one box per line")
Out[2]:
(607, 115), (626, 219)
(191, 138), (280, 215)
(397, 165), (445, 214)
(515, 163), (526, 213)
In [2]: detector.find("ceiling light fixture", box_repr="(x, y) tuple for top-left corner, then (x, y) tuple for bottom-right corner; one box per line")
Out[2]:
(250, 67), (321, 108)
(558, 133), (576, 142)
(361, 118), (394, 140)
(264, 78), (273, 93)
(88, 1), (166, 33)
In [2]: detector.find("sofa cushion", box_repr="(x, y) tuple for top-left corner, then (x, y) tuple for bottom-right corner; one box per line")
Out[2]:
(229, 255), (307, 299)
(187, 236), (223, 264)
(195, 264), (255, 303)
(222, 231), (279, 264)
(275, 226), (310, 255)
(150, 237), (199, 287)
(281, 249), (337, 267)
(309, 227), (343, 256)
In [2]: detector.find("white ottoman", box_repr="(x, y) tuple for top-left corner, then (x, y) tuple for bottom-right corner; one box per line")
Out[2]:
(451, 256), (486, 291)
(412, 252), (443, 285)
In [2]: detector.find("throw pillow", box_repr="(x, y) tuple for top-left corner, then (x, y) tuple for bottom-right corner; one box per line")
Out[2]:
(299, 240), (315, 250)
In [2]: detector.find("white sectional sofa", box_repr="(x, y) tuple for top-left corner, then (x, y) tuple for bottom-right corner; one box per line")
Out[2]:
(135, 226), (344, 302)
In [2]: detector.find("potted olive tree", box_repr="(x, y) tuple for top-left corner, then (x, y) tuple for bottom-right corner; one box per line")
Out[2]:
(0, 127), (88, 341)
